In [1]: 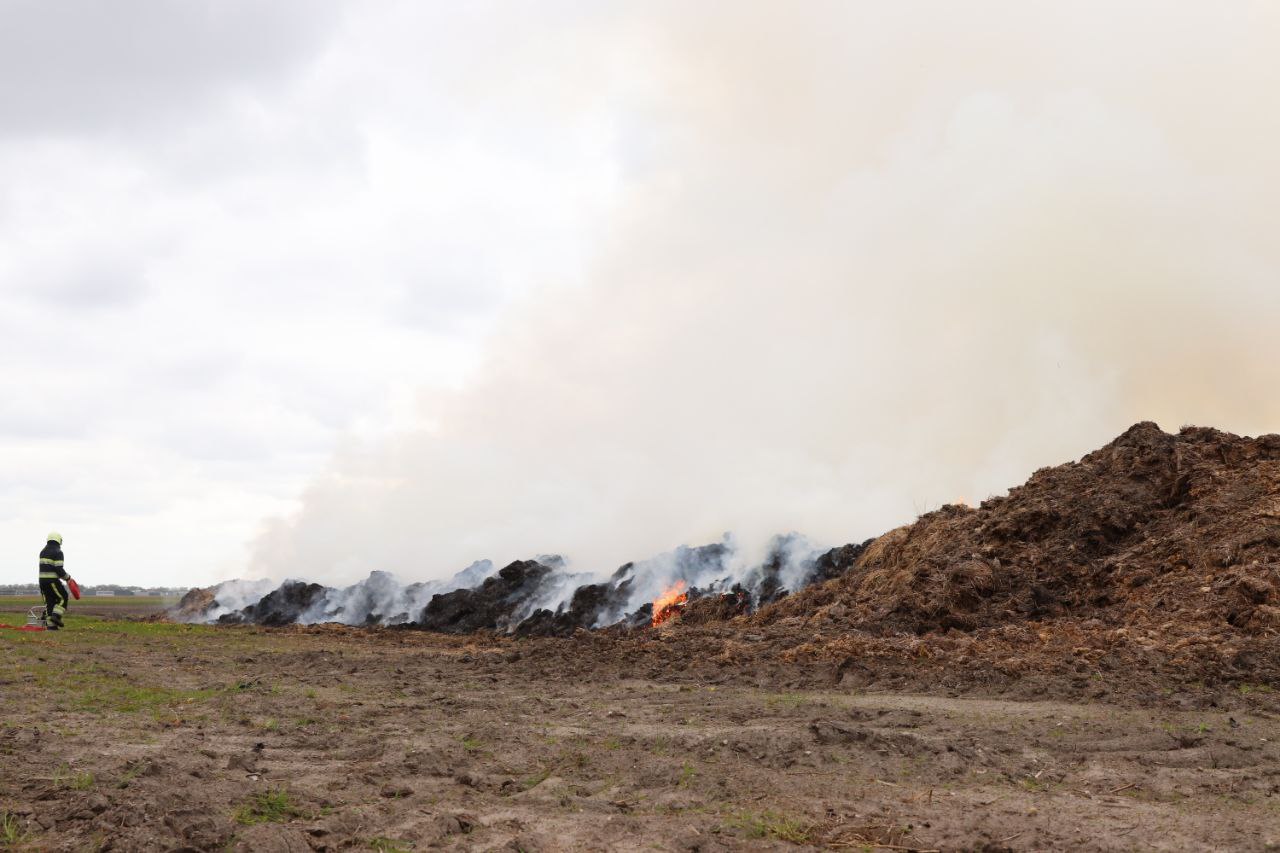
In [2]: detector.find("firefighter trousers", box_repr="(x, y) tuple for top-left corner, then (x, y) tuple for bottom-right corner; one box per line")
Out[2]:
(40, 578), (68, 623)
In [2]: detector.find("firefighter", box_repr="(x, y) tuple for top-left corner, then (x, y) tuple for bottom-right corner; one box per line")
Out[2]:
(39, 532), (71, 630)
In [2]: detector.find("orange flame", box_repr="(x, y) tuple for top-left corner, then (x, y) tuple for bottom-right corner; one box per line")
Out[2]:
(651, 580), (688, 627)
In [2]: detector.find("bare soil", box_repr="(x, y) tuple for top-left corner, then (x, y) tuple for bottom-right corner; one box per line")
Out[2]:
(3, 619), (1278, 852)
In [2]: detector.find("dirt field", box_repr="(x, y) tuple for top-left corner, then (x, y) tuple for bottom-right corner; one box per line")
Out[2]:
(2, 613), (1278, 852)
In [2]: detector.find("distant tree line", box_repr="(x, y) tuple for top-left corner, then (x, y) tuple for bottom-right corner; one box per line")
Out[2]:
(0, 583), (188, 596)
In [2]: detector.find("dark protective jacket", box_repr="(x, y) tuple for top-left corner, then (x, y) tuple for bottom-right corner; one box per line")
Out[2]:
(39, 541), (67, 581)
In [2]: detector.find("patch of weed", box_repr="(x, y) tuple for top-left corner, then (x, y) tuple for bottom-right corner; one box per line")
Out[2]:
(116, 761), (148, 789)
(724, 810), (812, 843)
(368, 838), (413, 852)
(234, 788), (303, 826)
(1, 811), (31, 846)
(676, 761), (696, 788)
(522, 768), (552, 791)
(764, 692), (810, 709)
(75, 680), (222, 715)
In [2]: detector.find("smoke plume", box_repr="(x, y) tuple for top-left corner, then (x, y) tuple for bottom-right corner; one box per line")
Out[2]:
(250, 2), (1280, 586)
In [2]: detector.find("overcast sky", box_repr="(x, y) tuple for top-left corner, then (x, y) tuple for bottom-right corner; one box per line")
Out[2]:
(3, 2), (1278, 589)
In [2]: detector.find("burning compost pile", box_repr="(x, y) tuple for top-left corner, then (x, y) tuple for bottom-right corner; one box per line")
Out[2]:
(175, 422), (1280, 692)
(173, 532), (861, 636)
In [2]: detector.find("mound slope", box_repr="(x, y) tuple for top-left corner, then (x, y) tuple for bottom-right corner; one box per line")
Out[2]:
(699, 422), (1280, 699)
(764, 422), (1280, 635)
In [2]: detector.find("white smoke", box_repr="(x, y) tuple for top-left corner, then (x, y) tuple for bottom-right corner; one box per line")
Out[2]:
(611, 536), (741, 617)
(249, 3), (1280, 588)
(504, 563), (592, 628)
(486, 533), (828, 630)
(297, 570), (413, 625)
(744, 533), (827, 606)
(294, 560), (498, 625)
(182, 578), (275, 623)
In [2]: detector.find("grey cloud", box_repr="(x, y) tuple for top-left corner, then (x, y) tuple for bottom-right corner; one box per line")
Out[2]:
(0, 409), (91, 441)
(22, 257), (150, 311)
(2, 3), (618, 586)
(392, 276), (505, 333)
(152, 421), (306, 465)
(149, 353), (240, 395)
(0, 0), (346, 137)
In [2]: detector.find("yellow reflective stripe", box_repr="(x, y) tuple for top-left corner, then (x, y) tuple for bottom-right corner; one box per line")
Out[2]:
(39, 558), (64, 566)
(39, 572), (60, 579)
